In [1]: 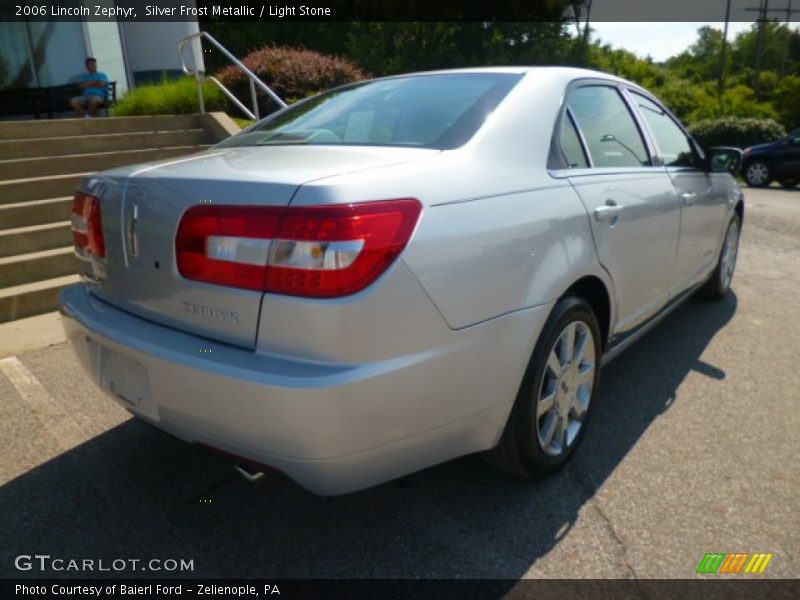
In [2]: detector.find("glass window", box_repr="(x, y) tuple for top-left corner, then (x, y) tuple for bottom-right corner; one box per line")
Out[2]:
(219, 73), (521, 150)
(559, 112), (589, 168)
(0, 19), (37, 89)
(567, 86), (650, 168)
(632, 92), (697, 167)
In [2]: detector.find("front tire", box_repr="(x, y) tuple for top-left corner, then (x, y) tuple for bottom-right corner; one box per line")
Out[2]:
(485, 296), (602, 478)
(697, 214), (741, 300)
(744, 160), (772, 188)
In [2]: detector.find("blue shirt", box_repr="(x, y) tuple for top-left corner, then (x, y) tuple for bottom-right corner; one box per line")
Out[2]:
(81, 72), (108, 97)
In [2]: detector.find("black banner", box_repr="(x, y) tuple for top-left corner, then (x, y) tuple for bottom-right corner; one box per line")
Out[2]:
(3, 579), (800, 600)
(0, 0), (773, 22)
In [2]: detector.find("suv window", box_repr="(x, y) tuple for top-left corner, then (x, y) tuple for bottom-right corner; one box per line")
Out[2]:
(631, 92), (697, 167)
(567, 86), (650, 168)
(559, 112), (589, 168)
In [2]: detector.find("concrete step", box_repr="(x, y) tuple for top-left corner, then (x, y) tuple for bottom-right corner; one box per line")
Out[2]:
(0, 129), (215, 160)
(0, 274), (81, 323)
(0, 247), (77, 288)
(0, 115), (204, 140)
(0, 145), (210, 180)
(0, 173), (88, 205)
(0, 222), (72, 258)
(0, 197), (72, 230)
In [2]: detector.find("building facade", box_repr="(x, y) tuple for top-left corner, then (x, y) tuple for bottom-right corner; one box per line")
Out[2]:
(0, 7), (203, 110)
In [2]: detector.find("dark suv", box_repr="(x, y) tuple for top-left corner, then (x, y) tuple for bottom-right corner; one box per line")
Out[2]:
(742, 128), (800, 188)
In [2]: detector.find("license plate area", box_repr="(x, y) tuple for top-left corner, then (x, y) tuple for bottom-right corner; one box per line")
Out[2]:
(86, 337), (157, 420)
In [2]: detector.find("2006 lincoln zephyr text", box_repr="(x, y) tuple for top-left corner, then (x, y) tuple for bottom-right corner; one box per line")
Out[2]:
(60, 67), (744, 495)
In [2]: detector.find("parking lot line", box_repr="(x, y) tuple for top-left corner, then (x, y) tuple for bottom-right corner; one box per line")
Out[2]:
(0, 355), (86, 451)
(0, 354), (209, 569)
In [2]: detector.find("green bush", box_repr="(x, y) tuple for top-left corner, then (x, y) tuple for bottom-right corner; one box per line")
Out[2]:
(773, 74), (800, 132)
(215, 45), (366, 115)
(688, 117), (787, 150)
(112, 77), (226, 116)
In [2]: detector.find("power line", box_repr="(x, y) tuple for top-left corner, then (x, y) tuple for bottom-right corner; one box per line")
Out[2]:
(744, 0), (800, 90)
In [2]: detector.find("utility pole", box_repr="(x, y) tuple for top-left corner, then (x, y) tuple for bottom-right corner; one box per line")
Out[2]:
(780, 0), (793, 75)
(754, 0), (768, 98)
(570, 0), (593, 65)
(718, 0), (732, 107)
(582, 0), (593, 46)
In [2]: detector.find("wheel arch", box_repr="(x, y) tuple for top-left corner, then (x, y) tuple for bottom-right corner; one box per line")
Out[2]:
(562, 275), (612, 350)
(734, 198), (744, 225)
(743, 155), (771, 168)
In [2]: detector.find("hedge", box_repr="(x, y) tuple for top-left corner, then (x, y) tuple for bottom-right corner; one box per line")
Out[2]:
(112, 77), (226, 116)
(215, 45), (366, 114)
(688, 117), (787, 151)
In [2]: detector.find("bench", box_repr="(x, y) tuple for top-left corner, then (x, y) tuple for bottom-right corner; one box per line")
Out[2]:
(0, 82), (117, 119)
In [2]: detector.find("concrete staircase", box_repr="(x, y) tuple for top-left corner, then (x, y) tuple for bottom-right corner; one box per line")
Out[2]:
(0, 113), (238, 323)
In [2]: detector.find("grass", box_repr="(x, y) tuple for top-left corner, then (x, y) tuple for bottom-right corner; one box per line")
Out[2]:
(232, 117), (256, 129)
(112, 77), (226, 116)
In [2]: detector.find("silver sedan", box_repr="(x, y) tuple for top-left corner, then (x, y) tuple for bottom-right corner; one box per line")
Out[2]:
(60, 67), (743, 495)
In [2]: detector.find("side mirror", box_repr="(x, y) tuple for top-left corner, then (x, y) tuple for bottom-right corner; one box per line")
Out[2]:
(705, 146), (743, 174)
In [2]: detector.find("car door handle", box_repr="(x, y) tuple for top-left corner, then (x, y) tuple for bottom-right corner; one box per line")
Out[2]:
(681, 192), (697, 206)
(594, 203), (624, 221)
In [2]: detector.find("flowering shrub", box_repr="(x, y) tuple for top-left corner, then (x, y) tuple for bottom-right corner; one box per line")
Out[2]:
(689, 117), (787, 150)
(216, 45), (366, 113)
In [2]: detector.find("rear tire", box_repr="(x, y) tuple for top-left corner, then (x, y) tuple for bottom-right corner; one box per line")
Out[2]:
(485, 296), (602, 478)
(744, 160), (772, 188)
(697, 214), (741, 300)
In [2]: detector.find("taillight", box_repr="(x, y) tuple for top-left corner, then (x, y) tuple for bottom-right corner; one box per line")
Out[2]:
(176, 199), (422, 298)
(71, 191), (105, 258)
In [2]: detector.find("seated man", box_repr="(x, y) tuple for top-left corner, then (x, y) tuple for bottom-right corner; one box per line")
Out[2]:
(70, 57), (108, 118)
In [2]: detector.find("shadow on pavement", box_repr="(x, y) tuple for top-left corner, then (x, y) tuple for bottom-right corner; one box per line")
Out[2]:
(0, 293), (738, 580)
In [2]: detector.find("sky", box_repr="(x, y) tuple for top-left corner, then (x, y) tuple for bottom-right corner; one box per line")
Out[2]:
(587, 21), (797, 62)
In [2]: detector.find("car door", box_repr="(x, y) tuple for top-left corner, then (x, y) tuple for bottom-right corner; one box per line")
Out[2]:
(558, 83), (682, 336)
(774, 129), (800, 180)
(627, 90), (729, 292)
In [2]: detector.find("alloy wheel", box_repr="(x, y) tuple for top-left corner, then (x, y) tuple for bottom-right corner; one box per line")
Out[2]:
(746, 162), (770, 186)
(536, 320), (596, 457)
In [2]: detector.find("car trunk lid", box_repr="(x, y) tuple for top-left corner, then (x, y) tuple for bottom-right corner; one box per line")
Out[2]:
(77, 145), (436, 348)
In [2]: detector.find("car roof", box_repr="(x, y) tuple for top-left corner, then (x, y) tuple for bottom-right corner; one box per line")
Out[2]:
(373, 66), (634, 90)
(384, 65), (625, 80)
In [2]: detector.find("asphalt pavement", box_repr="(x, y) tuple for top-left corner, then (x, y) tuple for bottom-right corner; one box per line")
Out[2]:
(1, 185), (798, 580)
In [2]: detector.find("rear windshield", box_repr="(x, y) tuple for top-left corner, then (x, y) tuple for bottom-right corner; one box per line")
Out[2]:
(219, 73), (522, 151)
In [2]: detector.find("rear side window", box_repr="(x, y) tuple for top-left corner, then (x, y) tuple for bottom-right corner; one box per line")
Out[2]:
(567, 86), (650, 168)
(559, 112), (589, 168)
(632, 92), (697, 167)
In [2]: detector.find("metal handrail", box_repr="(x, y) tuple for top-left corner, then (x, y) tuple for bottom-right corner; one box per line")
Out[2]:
(178, 31), (286, 120)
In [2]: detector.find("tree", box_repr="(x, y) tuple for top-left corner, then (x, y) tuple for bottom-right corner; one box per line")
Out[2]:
(666, 26), (725, 83)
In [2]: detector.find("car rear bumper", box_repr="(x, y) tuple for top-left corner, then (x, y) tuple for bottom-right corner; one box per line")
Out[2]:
(59, 283), (551, 495)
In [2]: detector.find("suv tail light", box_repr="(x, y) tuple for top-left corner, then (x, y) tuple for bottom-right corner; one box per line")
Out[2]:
(71, 191), (105, 258)
(176, 199), (422, 298)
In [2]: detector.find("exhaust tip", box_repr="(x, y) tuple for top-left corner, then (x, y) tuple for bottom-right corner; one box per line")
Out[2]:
(234, 463), (265, 482)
